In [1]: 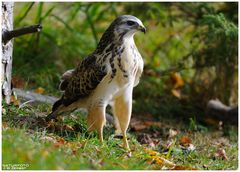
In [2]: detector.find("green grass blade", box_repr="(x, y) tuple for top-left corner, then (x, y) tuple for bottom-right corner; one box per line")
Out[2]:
(15, 2), (35, 26)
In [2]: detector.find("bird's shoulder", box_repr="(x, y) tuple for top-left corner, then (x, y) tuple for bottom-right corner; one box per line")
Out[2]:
(61, 54), (108, 106)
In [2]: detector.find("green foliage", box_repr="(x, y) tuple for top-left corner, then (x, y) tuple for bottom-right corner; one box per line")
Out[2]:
(201, 13), (237, 40)
(12, 2), (238, 107)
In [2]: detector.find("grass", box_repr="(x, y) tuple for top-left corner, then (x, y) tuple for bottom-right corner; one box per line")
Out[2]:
(2, 128), (154, 170)
(2, 102), (238, 170)
(2, 103), (155, 170)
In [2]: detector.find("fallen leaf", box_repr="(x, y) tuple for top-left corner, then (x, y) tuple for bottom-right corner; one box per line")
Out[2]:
(171, 72), (184, 88)
(214, 148), (228, 160)
(40, 136), (56, 143)
(63, 124), (74, 131)
(72, 149), (77, 155)
(131, 123), (147, 131)
(144, 148), (197, 170)
(2, 108), (6, 114)
(168, 129), (177, 138)
(54, 138), (66, 148)
(12, 76), (25, 88)
(137, 133), (155, 148)
(187, 143), (196, 151)
(203, 164), (209, 169)
(204, 118), (219, 126)
(144, 121), (161, 127)
(10, 95), (20, 106)
(150, 155), (176, 169)
(144, 148), (158, 156)
(131, 119), (161, 131)
(2, 122), (8, 130)
(171, 89), (181, 98)
(57, 138), (66, 145)
(180, 136), (191, 146)
(34, 87), (45, 94)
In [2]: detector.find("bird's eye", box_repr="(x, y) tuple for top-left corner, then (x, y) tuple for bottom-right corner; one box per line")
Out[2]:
(126, 21), (135, 26)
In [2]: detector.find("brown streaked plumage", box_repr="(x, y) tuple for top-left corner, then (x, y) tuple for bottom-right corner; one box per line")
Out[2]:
(46, 15), (146, 150)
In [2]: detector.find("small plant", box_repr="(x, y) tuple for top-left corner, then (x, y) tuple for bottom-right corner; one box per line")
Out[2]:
(189, 117), (197, 131)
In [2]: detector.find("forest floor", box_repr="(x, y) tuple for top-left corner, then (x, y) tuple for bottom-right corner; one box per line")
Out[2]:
(2, 102), (238, 170)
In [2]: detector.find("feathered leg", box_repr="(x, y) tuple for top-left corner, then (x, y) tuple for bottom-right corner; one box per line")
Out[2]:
(87, 106), (106, 143)
(112, 87), (133, 150)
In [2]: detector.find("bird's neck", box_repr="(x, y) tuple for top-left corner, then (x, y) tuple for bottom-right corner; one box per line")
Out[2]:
(122, 35), (135, 45)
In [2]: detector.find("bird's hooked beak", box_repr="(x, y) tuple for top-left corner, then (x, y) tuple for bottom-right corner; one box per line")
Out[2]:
(138, 25), (146, 34)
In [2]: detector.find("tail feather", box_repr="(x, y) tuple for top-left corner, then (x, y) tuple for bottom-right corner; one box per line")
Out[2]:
(52, 98), (63, 112)
(46, 98), (63, 121)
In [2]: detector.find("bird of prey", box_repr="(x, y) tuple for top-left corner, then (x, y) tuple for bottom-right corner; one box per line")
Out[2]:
(46, 15), (146, 150)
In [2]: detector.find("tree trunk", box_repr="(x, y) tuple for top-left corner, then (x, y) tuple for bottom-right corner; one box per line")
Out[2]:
(1, 2), (14, 104)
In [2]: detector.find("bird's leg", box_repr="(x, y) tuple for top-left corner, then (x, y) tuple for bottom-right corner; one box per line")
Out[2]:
(112, 106), (122, 135)
(112, 87), (133, 150)
(87, 106), (106, 144)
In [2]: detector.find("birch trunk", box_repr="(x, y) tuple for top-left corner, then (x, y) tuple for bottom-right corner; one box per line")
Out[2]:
(1, 2), (14, 104)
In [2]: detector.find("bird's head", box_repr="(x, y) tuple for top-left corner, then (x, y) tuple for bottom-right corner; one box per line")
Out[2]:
(112, 15), (146, 39)
(96, 15), (145, 53)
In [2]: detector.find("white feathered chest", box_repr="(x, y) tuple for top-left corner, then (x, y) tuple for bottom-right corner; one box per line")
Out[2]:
(88, 36), (144, 105)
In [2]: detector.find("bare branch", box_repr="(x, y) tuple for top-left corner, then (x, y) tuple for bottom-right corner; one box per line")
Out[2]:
(2, 24), (42, 44)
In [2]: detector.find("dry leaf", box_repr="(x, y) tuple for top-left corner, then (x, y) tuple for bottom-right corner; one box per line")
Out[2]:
(34, 87), (45, 94)
(132, 123), (147, 131)
(169, 129), (177, 138)
(72, 149), (77, 155)
(54, 138), (66, 148)
(171, 72), (184, 88)
(180, 136), (191, 145)
(214, 148), (228, 160)
(187, 143), (196, 151)
(57, 138), (66, 145)
(131, 119), (161, 131)
(63, 124), (74, 131)
(2, 122), (8, 130)
(12, 76), (25, 88)
(10, 95), (20, 106)
(144, 148), (196, 170)
(130, 119), (148, 131)
(171, 89), (181, 98)
(40, 136), (56, 143)
(204, 118), (219, 126)
(203, 164), (209, 169)
(137, 133), (155, 148)
(144, 121), (161, 127)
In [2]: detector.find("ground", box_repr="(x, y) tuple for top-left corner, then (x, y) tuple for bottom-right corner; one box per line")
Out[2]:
(2, 102), (238, 170)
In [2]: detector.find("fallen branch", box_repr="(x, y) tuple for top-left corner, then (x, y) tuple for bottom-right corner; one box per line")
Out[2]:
(12, 88), (114, 125)
(2, 24), (42, 44)
(13, 88), (57, 104)
(206, 99), (238, 125)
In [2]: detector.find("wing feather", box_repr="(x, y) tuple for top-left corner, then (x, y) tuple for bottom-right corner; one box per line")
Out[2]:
(61, 54), (107, 106)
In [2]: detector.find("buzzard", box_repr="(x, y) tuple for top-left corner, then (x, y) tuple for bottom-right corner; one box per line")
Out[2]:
(46, 15), (146, 150)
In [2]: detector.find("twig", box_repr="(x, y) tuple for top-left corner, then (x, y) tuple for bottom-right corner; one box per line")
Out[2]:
(2, 24), (42, 44)
(19, 99), (35, 109)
